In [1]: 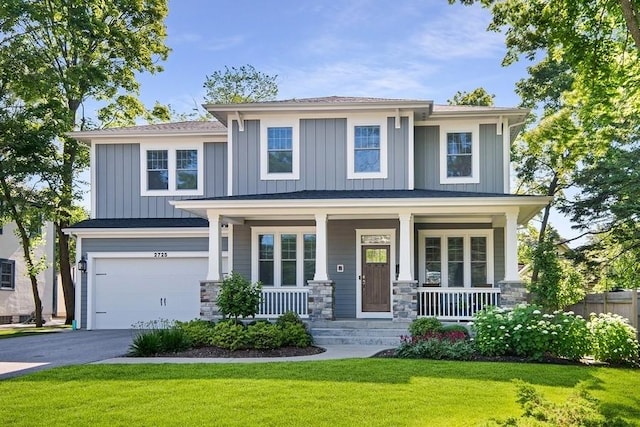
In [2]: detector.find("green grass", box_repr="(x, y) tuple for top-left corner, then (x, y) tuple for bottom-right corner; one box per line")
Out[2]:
(0, 360), (638, 426)
(0, 325), (70, 339)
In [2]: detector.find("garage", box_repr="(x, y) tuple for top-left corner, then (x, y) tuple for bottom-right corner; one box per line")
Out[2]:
(90, 254), (208, 329)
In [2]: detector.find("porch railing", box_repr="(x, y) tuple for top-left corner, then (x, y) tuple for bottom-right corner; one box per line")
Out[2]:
(257, 288), (310, 319)
(417, 287), (501, 321)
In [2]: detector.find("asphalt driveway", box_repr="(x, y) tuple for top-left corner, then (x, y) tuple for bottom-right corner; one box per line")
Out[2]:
(0, 329), (133, 379)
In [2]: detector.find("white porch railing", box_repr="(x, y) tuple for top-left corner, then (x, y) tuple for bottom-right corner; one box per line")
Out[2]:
(257, 288), (310, 319)
(417, 287), (501, 321)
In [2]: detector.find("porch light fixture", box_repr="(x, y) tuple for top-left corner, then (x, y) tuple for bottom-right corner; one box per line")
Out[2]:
(78, 257), (87, 273)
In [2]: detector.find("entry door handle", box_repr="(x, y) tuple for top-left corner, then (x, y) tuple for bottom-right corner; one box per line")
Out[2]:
(361, 275), (366, 286)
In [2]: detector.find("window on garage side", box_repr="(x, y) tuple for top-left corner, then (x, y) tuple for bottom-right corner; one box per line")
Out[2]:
(252, 228), (316, 287)
(176, 149), (198, 190)
(147, 149), (169, 190)
(141, 143), (203, 196)
(0, 259), (15, 290)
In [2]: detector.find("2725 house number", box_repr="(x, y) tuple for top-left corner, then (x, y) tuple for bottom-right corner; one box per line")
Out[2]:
(154, 252), (168, 258)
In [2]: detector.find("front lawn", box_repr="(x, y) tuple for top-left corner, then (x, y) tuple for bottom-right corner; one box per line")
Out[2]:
(0, 325), (69, 339)
(1, 360), (638, 426)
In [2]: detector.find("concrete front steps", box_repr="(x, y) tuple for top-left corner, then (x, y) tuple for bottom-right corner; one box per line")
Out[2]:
(308, 320), (410, 346)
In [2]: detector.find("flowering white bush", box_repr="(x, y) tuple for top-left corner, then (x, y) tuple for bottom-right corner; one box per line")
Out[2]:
(588, 313), (639, 365)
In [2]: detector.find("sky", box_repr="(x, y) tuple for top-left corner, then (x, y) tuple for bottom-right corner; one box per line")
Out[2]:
(108, 0), (576, 241)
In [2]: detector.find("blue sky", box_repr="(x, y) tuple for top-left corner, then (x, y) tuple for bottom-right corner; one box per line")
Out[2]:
(135, 0), (530, 110)
(106, 0), (576, 240)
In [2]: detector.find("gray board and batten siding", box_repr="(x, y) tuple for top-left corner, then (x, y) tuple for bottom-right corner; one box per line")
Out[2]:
(79, 237), (209, 328)
(414, 124), (504, 194)
(94, 142), (227, 219)
(232, 117), (410, 196)
(233, 220), (506, 320)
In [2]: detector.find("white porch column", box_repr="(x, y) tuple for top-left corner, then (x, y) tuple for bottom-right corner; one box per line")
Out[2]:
(314, 213), (329, 281)
(504, 210), (520, 282)
(398, 213), (413, 281)
(207, 211), (222, 281)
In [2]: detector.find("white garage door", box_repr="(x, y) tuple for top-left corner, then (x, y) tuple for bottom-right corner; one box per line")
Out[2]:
(93, 257), (208, 329)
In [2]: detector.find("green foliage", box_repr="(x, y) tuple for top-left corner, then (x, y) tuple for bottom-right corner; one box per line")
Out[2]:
(129, 319), (191, 356)
(488, 380), (632, 427)
(447, 87), (495, 106)
(245, 321), (283, 350)
(440, 324), (471, 339)
(396, 338), (475, 360)
(588, 313), (639, 365)
(408, 317), (443, 337)
(210, 320), (248, 351)
(280, 322), (313, 348)
(472, 305), (590, 361)
(203, 65), (278, 103)
(129, 332), (163, 357)
(216, 272), (262, 320)
(174, 319), (215, 348)
(276, 310), (305, 327)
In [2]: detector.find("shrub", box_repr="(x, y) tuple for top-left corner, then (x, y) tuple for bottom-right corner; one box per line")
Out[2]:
(280, 322), (313, 347)
(397, 337), (475, 360)
(129, 332), (162, 356)
(588, 313), (639, 365)
(216, 272), (262, 321)
(408, 317), (442, 337)
(440, 324), (470, 339)
(156, 328), (192, 353)
(175, 319), (215, 347)
(210, 319), (248, 350)
(128, 319), (191, 356)
(276, 310), (305, 327)
(246, 321), (283, 349)
(549, 311), (591, 361)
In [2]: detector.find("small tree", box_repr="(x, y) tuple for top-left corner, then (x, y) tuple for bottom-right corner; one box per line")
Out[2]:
(203, 65), (278, 104)
(216, 272), (262, 321)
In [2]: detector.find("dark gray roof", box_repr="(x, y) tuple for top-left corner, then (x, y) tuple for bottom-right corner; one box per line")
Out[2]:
(71, 121), (227, 140)
(192, 189), (533, 202)
(268, 96), (427, 104)
(69, 218), (208, 229)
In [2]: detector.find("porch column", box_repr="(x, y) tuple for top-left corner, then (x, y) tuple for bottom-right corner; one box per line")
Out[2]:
(504, 210), (519, 282)
(206, 211), (222, 281)
(397, 213), (413, 281)
(314, 213), (329, 281)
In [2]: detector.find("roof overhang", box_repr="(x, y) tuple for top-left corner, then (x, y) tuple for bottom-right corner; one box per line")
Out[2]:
(171, 195), (550, 225)
(63, 227), (211, 238)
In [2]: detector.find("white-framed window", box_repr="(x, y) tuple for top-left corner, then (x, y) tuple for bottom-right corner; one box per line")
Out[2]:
(140, 142), (204, 196)
(439, 122), (480, 184)
(347, 116), (388, 179)
(418, 229), (493, 287)
(260, 119), (300, 180)
(251, 227), (315, 287)
(0, 259), (15, 290)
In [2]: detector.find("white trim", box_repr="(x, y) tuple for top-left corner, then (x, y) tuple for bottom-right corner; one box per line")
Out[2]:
(90, 144), (96, 219)
(347, 115), (388, 179)
(502, 117), (511, 193)
(417, 229), (494, 287)
(504, 210), (520, 281)
(408, 113), (415, 190)
(259, 117), (300, 180)
(227, 224), (234, 276)
(64, 227), (211, 239)
(85, 251), (208, 330)
(355, 228), (395, 319)
(228, 119), (234, 195)
(251, 226), (316, 287)
(74, 237), (82, 329)
(439, 121), (480, 185)
(139, 141), (204, 197)
(314, 213), (329, 281)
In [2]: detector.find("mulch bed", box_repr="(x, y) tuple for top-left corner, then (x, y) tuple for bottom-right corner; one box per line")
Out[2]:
(156, 345), (326, 358)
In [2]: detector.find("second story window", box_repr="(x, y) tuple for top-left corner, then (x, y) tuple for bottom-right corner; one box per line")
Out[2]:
(267, 127), (293, 173)
(439, 122), (479, 184)
(260, 119), (300, 180)
(0, 259), (15, 290)
(354, 126), (381, 173)
(347, 116), (388, 179)
(141, 143), (204, 196)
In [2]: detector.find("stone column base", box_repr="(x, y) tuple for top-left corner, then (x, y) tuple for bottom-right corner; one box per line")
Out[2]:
(200, 280), (224, 321)
(307, 280), (334, 321)
(498, 280), (528, 309)
(393, 280), (418, 321)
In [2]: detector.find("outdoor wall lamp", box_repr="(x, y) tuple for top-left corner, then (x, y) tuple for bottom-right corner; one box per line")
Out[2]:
(78, 257), (87, 273)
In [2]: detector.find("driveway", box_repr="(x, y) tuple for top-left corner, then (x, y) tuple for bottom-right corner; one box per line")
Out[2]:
(0, 329), (133, 379)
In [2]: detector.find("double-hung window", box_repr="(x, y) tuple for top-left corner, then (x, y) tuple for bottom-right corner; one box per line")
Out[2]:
(347, 116), (388, 179)
(252, 228), (316, 287)
(0, 259), (15, 290)
(439, 122), (479, 184)
(418, 230), (493, 287)
(141, 143), (203, 196)
(260, 119), (300, 180)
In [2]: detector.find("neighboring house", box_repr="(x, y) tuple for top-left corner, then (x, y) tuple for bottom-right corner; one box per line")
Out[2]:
(0, 221), (59, 323)
(66, 96), (548, 330)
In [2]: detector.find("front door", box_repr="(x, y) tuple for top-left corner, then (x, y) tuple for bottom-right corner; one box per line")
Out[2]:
(361, 245), (391, 312)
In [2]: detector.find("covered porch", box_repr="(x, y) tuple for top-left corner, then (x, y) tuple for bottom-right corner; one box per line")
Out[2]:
(172, 190), (547, 322)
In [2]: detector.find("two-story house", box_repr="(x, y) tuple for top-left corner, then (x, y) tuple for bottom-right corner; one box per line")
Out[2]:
(67, 96), (548, 329)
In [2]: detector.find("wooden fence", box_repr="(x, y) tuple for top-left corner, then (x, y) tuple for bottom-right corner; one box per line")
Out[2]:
(567, 290), (639, 331)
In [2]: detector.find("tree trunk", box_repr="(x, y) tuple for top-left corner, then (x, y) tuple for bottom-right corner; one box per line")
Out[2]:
(619, 0), (640, 50)
(531, 174), (559, 284)
(57, 223), (75, 325)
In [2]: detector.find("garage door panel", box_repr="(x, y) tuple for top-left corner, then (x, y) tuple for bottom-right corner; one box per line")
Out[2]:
(93, 257), (206, 329)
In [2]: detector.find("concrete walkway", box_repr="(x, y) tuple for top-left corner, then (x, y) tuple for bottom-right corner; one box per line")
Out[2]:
(95, 345), (390, 364)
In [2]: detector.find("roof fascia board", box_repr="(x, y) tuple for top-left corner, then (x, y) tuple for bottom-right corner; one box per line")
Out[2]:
(63, 227), (210, 238)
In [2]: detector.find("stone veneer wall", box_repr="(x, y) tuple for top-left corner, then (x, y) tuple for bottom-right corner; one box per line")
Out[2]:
(200, 280), (222, 320)
(392, 280), (418, 321)
(498, 280), (528, 308)
(307, 280), (334, 321)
